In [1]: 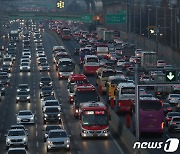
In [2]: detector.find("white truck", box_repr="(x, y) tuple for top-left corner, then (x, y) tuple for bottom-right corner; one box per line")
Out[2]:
(141, 51), (157, 68)
(97, 27), (106, 39)
(103, 30), (114, 42)
(9, 30), (19, 41)
(154, 74), (172, 98)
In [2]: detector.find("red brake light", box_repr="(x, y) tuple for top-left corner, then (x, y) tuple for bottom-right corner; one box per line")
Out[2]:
(167, 107), (172, 111)
(172, 122), (176, 125)
(167, 117), (171, 121)
(118, 102), (121, 106)
(161, 122), (164, 129)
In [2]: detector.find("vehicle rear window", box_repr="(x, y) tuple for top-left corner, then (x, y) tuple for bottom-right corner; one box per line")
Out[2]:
(8, 150), (26, 154)
(102, 71), (116, 77)
(140, 100), (162, 111)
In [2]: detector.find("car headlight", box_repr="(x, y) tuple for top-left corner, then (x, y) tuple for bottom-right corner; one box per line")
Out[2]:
(48, 141), (52, 144)
(51, 91), (54, 94)
(44, 114), (48, 117)
(65, 139), (70, 143)
(23, 137), (27, 141)
(17, 97), (20, 100)
(58, 114), (61, 117)
(17, 117), (21, 120)
(40, 82), (42, 85)
(49, 82), (52, 85)
(6, 138), (10, 142)
(82, 130), (87, 134)
(20, 67), (22, 69)
(30, 116), (34, 120)
(27, 96), (30, 99)
(103, 129), (108, 133)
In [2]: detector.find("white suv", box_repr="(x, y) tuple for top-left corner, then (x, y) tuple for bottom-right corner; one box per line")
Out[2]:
(5, 129), (28, 150)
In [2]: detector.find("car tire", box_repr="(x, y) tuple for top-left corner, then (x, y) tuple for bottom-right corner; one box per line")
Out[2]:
(25, 145), (28, 149)
(44, 120), (46, 124)
(16, 101), (18, 104)
(47, 147), (50, 152)
(44, 138), (46, 142)
(6, 146), (9, 150)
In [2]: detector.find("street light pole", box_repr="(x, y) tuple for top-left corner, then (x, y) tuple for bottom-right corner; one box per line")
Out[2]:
(135, 64), (139, 141)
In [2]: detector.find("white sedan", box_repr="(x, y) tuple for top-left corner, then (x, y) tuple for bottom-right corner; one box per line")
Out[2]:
(16, 110), (35, 124)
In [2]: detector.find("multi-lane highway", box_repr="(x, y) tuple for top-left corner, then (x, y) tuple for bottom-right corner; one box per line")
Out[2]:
(0, 22), (126, 154)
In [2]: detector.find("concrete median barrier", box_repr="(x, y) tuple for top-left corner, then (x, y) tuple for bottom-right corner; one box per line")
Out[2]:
(109, 108), (149, 154)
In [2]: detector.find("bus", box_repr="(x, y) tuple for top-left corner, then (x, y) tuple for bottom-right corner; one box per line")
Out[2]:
(83, 55), (100, 74)
(79, 101), (110, 138)
(115, 82), (135, 112)
(133, 97), (164, 134)
(61, 28), (71, 40)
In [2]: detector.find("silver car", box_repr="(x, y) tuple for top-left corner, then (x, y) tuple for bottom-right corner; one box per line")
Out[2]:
(43, 125), (63, 142)
(167, 94), (180, 105)
(7, 147), (27, 154)
(5, 129), (28, 149)
(16, 110), (34, 124)
(46, 129), (70, 152)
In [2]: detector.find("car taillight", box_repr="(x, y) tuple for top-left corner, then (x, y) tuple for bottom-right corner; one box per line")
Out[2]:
(167, 107), (172, 111)
(167, 117), (171, 121)
(118, 102), (121, 106)
(161, 122), (164, 129)
(172, 122), (176, 125)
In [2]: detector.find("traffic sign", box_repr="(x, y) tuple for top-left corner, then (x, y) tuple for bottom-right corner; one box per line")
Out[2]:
(166, 71), (176, 82)
(105, 14), (126, 24)
(81, 15), (93, 23)
(117, 10), (127, 15)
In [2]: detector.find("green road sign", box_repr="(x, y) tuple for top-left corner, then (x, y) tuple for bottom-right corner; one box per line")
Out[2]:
(106, 14), (126, 24)
(166, 71), (176, 82)
(81, 15), (92, 23)
(117, 10), (127, 15)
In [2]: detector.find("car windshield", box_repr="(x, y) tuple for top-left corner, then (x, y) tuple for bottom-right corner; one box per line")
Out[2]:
(41, 78), (51, 82)
(42, 87), (53, 91)
(140, 101), (162, 111)
(21, 63), (29, 66)
(19, 111), (32, 115)
(44, 96), (56, 101)
(41, 63), (48, 66)
(121, 87), (135, 94)
(45, 108), (59, 112)
(168, 112), (180, 117)
(173, 118), (180, 122)
(8, 149), (27, 154)
(46, 126), (61, 131)
(58, 61), (74, 72)
(102, 71), (116, 78)
(76, 91), (98, 104)
(19, 85), (28, 89)
(170, 94), (180, 98)
(82, 111), (108, 126)
(49, 131), (67, 138)
(8, 130), (25, 136)
(86, 58), (98, 63)
(45, 101), (59, 106)
(0, 75), (8, 79)
(17, 91), (29, 95)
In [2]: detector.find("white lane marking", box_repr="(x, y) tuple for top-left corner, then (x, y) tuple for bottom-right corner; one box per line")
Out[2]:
(36, 131), (38, 137)
(110, 133), (124, 154)
(36, 141), (39, 147)
(0, 133), (1, 137)
(78, 151), (81, 154)
(36, 124), (38, 129)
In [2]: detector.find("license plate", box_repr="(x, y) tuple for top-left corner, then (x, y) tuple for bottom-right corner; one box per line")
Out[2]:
(22, 119), (28, 122)
(93, 133), (98, 136)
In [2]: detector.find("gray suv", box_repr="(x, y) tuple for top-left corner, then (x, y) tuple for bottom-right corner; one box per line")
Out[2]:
(5, 129), (28, 149)
(46, 129), (70, 152)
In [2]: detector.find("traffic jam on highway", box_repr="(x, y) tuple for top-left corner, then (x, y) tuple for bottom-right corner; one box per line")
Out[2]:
(0, 19), (180, 154)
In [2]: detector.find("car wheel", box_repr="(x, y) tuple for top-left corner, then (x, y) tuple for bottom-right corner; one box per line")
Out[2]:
(25, 145), (28, 149)
(16, 101), (18, 104)
(47, 147), (50, 152)
(44, 138), (46, 142)
(59, 120), (61, 124)
(44, 120), (46, 124)
(6, 146), (9, 150)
